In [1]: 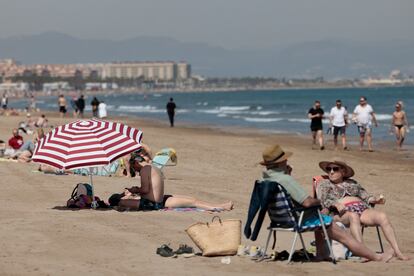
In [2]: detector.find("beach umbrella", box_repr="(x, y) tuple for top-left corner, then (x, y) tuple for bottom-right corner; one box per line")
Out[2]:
(32, 118), (143, 208)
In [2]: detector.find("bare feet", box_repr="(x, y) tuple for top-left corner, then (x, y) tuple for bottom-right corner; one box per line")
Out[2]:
(395, 252), (410, 261)
(378, 248), (394, 263)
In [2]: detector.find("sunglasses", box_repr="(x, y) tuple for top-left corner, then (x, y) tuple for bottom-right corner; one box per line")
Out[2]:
(326, 166), (341, 172)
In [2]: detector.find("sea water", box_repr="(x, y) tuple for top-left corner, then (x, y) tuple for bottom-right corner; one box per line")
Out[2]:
(11, 86), (414, 144)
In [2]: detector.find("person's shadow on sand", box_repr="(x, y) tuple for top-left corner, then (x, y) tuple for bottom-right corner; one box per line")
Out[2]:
(52, 206), (113, 211)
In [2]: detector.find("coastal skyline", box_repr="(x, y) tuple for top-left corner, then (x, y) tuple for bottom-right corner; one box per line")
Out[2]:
(0, 0), (413, 50)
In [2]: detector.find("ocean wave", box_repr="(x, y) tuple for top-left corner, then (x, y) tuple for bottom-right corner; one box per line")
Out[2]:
(375, 114), (393, 121)
(117, 105), (164, 113)
(250, 111), (280, 115)
(197, 109), (221, 114)
(287, 118), (310, 123)
(218, 106), (250, 111)
(243, 117), (283, 123)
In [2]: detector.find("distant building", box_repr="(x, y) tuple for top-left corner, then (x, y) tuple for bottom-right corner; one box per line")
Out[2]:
(0, 59), (191, 82)
(101, 61), (191, 81)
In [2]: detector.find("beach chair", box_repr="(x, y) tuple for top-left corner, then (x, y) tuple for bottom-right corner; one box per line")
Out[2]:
(152, 148), (177, 170)
(312, 175), (384, 253)
(262, 181), (335, 264)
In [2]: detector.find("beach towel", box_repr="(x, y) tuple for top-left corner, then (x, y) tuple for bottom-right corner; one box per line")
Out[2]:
(161, 207), (223, 212)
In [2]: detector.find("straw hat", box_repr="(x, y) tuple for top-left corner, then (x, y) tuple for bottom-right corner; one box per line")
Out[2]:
(319, 160), (354, 178)
(259, 144), (292, 166)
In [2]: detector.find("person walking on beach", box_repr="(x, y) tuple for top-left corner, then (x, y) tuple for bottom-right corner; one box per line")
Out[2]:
(77, 95), (85, 118)
(330, 100), (349, 151)
(391, 101), (409, 150)
(308, 100), (325, 150)
(166, 98), (176, 127)
(70, 96), (79, 118)
(1, 93), (8, 110)
(58, 94), (67, 118)
(98, 101), (107, 119)
(91, 97), (100, 117)
(352, 96), (378, 152)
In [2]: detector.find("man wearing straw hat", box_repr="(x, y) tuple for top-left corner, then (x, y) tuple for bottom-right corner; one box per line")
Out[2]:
(257, 144), (393, 262)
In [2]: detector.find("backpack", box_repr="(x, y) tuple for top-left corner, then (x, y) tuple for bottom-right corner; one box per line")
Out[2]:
(66, 183), (109, 209)
(66, 183), (94, 208)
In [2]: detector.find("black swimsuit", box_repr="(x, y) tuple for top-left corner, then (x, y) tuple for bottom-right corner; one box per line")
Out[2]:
(395, 124), (404, 130)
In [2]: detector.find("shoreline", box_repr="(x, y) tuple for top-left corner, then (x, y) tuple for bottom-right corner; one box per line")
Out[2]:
(5, 83), (414, 100)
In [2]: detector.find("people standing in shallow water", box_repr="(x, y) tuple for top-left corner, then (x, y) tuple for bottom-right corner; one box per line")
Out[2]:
(308, 100), (325, 150)
(91, 97), (100, 117)
(77, 95), (85, 118)
(98, 101), (107, 119)
(391, 101), (409, 150)
(166, 98), (176, 127)
(58, 95), (67, 118)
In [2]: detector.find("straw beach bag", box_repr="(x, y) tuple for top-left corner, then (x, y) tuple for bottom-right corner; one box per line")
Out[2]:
(185, 216), (241, 256)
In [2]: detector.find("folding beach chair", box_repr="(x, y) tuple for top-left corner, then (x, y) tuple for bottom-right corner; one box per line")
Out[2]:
(262, 181), (336, 264)
(312, 175), (384, 253)
(152, 148), (177, 170)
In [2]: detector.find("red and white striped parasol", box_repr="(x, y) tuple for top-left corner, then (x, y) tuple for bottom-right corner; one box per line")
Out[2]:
(32, 118), (143, 169)
(32, 119), (143, 208)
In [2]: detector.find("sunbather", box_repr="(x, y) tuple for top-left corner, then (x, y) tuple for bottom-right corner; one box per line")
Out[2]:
(317, 160), (409, 260)
(108, 153), (233, 211)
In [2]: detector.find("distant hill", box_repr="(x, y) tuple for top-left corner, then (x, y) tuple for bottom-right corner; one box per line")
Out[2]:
(1, 31), (413, 78)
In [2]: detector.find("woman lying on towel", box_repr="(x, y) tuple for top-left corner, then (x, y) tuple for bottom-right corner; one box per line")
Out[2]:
(108, 152), (233, 211)
(317, 160), (409, 260)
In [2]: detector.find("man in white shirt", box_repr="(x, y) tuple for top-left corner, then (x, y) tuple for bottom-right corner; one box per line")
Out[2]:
(352, 96), (378, 152)
(330, 100), (348, 150)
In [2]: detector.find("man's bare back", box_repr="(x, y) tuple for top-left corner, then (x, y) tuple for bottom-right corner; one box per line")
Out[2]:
(139, 164), (164, 203)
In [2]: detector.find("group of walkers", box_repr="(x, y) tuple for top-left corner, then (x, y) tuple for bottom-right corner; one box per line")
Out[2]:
(308, 96), (409, 151)
(57, 95), (106, 119)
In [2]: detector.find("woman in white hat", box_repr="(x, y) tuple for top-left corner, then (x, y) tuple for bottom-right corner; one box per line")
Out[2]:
(317, 160), (409, 260)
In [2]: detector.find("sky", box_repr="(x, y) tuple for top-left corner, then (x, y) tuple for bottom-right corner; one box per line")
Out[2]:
(0, 0), (413, 49)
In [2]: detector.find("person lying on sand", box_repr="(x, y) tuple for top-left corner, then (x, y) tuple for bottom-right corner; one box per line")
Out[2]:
(317, 159), (409, 261)
(108, 152), (233, 211)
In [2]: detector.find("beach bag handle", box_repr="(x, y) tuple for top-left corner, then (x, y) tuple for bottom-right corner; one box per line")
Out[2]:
(209, 216), (222, 225)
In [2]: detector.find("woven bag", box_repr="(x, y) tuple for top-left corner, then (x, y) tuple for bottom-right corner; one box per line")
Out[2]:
(185, 216), (241, 256)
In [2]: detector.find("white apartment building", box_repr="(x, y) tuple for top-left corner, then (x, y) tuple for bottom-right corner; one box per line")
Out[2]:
(101, 61), (191, 81)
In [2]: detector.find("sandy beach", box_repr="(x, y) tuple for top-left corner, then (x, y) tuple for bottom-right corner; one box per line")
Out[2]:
(0, 112), (413, 275)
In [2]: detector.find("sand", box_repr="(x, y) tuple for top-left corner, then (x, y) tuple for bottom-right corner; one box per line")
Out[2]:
(0, 112), (413, 275)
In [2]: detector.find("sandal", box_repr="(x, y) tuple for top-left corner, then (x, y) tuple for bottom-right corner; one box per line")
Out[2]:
(156, 244), (176, 257)
(175, 244), (194, 255)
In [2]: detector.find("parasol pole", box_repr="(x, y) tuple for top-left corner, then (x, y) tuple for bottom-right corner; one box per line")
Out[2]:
(89, 167), (98, 209)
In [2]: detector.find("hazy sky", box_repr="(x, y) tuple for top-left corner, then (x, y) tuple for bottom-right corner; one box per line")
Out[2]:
(0, 0), (413, 49)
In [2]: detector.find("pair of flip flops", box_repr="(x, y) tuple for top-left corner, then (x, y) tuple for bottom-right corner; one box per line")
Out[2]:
(156, 244), (195, 258)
